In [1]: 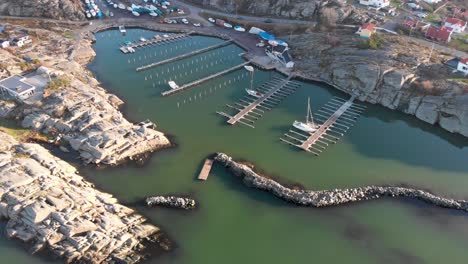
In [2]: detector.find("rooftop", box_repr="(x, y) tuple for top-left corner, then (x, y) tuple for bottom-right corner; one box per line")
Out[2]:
(445, 17), (467, 27)
(0, 75), (35, 94)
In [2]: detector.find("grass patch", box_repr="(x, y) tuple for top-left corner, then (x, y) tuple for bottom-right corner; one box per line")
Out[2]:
(0, 119), (30, 140)
(358, 34), (385, 49)
(63, 31), (75, 39)
(448, 39), (468, 53)
(45, 77), (70, 90)
(425, 13), (440, 24)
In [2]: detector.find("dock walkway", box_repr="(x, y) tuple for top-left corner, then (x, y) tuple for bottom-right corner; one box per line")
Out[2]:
(198, 159), (214, 181)
(161, 61), (250, 97)
(281, 96), (366, 155)
(120, 33), (190, 54)
(136, 40), (233, 72)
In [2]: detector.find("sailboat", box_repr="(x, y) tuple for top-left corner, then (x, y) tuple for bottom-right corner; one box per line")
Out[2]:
(245, 88), (263, 98)
(293, 97), (320, 133)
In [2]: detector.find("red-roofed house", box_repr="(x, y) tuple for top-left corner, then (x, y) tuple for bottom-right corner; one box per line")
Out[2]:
(425, 26), (453, 42)
(356, 23), (376, 38)
(444, 17), (467, 33)
(404, 18), (418, 29)
(458, 58), (468, 75)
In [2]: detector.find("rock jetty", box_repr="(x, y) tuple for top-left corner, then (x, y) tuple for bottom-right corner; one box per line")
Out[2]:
(0, 131), (162, 264)
(214, 153), (468, 211)
(146, 196), (196, 210)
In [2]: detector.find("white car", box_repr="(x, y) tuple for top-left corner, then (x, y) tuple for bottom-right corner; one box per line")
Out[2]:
(223, 23), (233, 29)
(182, 18), (189, 24)
(208, 17), (215, 23)
(417, 12), (427, 18)
(193, 23), (201, 27)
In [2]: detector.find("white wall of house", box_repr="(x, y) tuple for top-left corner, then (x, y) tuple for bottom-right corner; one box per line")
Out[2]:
(423, 0), (441, 3)
(458, 61), (468, 74)
(0, 41), (9, 48)
(360, 0), (390, 7)
(444, 22), (466, 33)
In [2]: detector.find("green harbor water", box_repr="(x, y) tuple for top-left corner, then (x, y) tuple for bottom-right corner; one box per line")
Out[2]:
(2, 28), (468, 264)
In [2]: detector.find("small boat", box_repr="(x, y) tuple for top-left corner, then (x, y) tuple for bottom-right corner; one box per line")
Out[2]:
(140, 37), (147, 42)
(118, 3), (126, 9)
(119, 25), (126, 34)
(132, 11), (141, 16)
(168, 81), (179, 90)
(162, 34), (169, 38)
(154, 34), (161, 39)
(149, 12), (158, 17)
(293, 97), (320, 134)
(234, 26), (245, 32)
(124, 40), (132, 46)
(245, 88), (263, 98)
(224, 23), (233, 29)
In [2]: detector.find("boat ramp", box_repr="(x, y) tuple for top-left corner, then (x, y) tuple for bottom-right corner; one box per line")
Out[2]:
(136, 40), (234, 72)
(120, 33), (190, 54)
(161, 61), (251, 97)
(217, 76), (301, 128)
(280, 96), (366, 155)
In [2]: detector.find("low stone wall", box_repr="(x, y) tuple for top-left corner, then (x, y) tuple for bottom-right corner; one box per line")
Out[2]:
(214, 153), (468, 211)
(0, 132), (163, 264)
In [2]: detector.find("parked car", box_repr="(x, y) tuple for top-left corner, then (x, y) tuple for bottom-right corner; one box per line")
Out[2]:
(182, 18), (189, 24)
(193, 23), (201, 27)
(208, 17), (215, 23)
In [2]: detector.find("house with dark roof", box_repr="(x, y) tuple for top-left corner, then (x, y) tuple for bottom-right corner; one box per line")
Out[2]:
(425, 26), (453, 42)
(444, 17), (467, 33)
(0, 75), (36, 100)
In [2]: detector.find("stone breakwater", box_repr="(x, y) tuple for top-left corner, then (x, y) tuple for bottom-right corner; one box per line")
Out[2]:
(214, 153), (468, 211)
(146, 196), (196, 210)
(0, 131), (163, 264)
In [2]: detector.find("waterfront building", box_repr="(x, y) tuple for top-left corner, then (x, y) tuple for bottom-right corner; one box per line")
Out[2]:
(0, 75), (36, 100)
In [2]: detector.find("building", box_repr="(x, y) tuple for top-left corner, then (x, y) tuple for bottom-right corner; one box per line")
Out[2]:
(403, 18), (418, 29)
(359, 0), (390, 8)
(425, 26), (453, 42)
(423, 0), (441, 3)
(265, 45), (294, 69)
(457, 58), (468, 75)
(444, 17), (467, 33)
(356, 23), (376, 38)
(11, 34), (31, 47)
(0, 39), (9, 48)
(0, 75), (36, 100)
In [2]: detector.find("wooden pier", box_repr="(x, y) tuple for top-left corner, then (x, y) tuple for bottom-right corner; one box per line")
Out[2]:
(136, 40), (233, 72)
(281, 96), (366, 155)
(217, 76), (300, 128)
(161, 61), (250, 97)
(198, 159), (214, 181)
(120, 33), (190, 54)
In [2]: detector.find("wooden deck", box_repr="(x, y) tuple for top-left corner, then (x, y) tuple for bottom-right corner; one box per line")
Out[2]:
(136, 40), (233, 72)
(161, 61), (250, 97)
(198, 159), (214, 181)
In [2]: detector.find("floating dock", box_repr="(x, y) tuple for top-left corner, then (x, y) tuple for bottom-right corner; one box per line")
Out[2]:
(161, 61), (250, 97)
(198, 159), (214, 181)
(136, 40), (234, 72)
(120, 33), (190, 54)
(217, 76), (300, 128)
(281, 96), (366, 155)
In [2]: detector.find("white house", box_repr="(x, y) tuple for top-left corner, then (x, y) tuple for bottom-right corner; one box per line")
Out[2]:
(359, 0), (390, 8)
(458, 58), (468, 75)
(11, 35), (31, 47)
(423, 0), (441, 3)
(0, 75), (36, 100)
(444, 18), (467, 33)
(0, 39), (9, 48)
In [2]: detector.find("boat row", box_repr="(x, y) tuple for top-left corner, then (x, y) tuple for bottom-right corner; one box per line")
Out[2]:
(83, 0), (103, 19)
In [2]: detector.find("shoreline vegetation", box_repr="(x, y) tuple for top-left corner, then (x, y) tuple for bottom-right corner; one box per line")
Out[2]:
(214, 153), (468, 212)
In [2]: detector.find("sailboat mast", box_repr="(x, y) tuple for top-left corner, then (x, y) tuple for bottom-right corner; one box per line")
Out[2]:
(308, 97), (315, 127)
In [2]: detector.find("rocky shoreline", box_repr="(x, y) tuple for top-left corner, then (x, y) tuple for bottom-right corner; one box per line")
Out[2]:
(146, 196), (196, 210)
(0, 131), (164, 263)
(214, 153), (468, 211)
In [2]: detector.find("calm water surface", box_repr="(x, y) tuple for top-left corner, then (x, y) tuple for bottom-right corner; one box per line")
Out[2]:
(2, 28), (468, 264)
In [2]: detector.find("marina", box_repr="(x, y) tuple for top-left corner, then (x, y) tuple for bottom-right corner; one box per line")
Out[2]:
(218, 76), (301, 128)
(120, 33), (190, 53)
(281, 96), (366, 155)
(136, 40), (234, 72)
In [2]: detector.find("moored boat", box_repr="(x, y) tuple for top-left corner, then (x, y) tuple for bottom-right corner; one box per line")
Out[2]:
(245, 88), (263, 98)
(168, 81), (179, 90)
(293, 97), (320, 134)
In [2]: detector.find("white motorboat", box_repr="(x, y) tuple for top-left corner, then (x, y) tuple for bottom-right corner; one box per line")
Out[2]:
(118, 3), (126, 9)
(168, 81), (179, 90)
(132, 11), (140, 16)
(234, 26), (245, 32)
(224, 23), (233, 29)
(245, 88), (263, 98)
(293, 97), (320, 134)
(119, 25), (126, 34)
(140, 37), (147, 42)
(149, 12), (158, 17)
